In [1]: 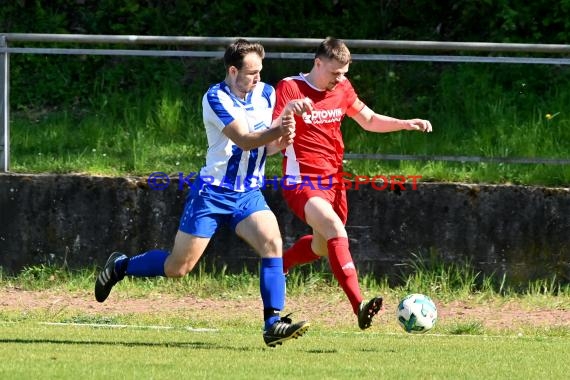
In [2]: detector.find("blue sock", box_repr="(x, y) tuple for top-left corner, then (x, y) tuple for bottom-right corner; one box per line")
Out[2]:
(260, 257), (285, 330)
(122, 249), (168, 277)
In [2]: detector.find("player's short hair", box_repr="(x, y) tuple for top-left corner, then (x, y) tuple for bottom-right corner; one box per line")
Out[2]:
(315, 37), (352, 65)
(224, 39), (265, 70)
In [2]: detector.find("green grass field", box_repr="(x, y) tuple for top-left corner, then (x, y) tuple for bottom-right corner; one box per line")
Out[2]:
(1, 321), (569, 380)
(4, 55), (569, 379)
(0, 265), (569, 379)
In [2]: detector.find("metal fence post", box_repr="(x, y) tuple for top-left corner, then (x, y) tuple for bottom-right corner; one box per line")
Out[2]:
(0, 35), (9, 172)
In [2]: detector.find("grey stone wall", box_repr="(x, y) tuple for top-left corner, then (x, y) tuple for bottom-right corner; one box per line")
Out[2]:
(0, 173), (569, 285)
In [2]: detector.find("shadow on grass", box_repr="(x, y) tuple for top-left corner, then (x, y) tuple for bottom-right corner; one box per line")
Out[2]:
(0, 338), (251, 351)
(0, 338), (340, 352)
(0, 337), (345, 353)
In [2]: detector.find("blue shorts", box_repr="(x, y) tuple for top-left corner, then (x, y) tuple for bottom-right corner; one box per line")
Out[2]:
(179, 181), (270, 238)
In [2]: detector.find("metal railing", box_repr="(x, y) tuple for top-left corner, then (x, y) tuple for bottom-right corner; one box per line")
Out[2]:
(2, 34), (570, 172)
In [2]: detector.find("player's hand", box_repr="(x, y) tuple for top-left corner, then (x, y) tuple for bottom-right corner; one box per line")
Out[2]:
(406, 119), (432, 133)
(279, 113), (296, 140)
(274, 121), (296, 148)
(286, 97), (314, 116)
(274, 134), (294, 149)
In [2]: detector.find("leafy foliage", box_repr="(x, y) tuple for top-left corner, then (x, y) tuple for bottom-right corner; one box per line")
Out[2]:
(3, 0), (570, 108)
(4, 1), (570, 41)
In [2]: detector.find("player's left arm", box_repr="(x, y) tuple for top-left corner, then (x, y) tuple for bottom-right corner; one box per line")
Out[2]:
(348, 98), (432, 133)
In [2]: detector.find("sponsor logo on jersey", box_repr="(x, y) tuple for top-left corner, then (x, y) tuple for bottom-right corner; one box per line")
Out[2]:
(302, 108), (343, 125)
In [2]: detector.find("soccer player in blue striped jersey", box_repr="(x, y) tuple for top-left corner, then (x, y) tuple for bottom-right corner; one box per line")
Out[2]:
(95, 39), (313, 347)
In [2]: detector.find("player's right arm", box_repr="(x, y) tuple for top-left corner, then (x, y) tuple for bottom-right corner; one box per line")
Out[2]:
(266, 112), (296, 155)
(222, 117), (294, 152)
(204, 84), (294, 152)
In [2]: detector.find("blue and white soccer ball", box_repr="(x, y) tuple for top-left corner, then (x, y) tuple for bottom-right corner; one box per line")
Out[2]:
(397, 293), (438, 333)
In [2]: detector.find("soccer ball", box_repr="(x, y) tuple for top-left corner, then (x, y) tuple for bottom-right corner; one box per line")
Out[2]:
(397, 293), (437, 333)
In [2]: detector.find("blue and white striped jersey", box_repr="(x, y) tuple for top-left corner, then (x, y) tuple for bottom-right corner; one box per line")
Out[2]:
(199, 81), (275, 192)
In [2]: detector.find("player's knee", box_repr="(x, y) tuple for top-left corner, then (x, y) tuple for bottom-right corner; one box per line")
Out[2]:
(320, 218), (346, 240)
(262, 235), (282, 258)
(164, 260), (195, 277)
(165, 267), (185, 278)
(267, 236), (283, 254)
(312, 245), (328, 257)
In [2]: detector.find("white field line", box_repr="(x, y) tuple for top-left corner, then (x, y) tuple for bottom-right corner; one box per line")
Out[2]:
(38, 322), (218, 332)
(330, 331), (559, 340)
(0, 321), (564, 340)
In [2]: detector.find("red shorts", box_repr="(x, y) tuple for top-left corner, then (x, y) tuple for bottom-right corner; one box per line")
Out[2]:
(281, 185), (348, 224)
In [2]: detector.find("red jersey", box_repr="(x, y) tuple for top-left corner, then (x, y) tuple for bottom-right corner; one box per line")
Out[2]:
(273, 74), (358, 184)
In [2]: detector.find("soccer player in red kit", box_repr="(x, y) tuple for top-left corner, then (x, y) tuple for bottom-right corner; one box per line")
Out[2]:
(273, 37), (432, 330)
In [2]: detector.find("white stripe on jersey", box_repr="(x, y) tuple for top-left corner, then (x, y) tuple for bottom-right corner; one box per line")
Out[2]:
(284, 144), (302, 185)
(199, 81), (275, 192)
(281, 74), (319, 185)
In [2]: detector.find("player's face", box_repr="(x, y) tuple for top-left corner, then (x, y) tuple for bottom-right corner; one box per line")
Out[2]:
(229, 52), (262, 99)
(317, 57), (349, 90)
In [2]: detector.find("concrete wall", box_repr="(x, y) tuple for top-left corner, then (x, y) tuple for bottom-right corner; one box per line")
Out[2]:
(1, 173), (569, 285)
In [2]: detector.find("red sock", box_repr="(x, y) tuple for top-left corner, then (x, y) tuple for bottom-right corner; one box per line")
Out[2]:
(327, 237), (363, 314)
(283, 235), (320, 273)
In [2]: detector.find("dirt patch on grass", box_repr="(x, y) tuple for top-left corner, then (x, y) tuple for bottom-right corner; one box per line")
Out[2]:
(1, 288), (569, 331)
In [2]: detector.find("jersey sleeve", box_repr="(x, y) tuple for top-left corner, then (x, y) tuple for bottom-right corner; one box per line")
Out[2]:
(203, 87), (236, 131)
(343, 79), (359, 109)
(263, 83), (276, 110)
(272, 79), (298, 122)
